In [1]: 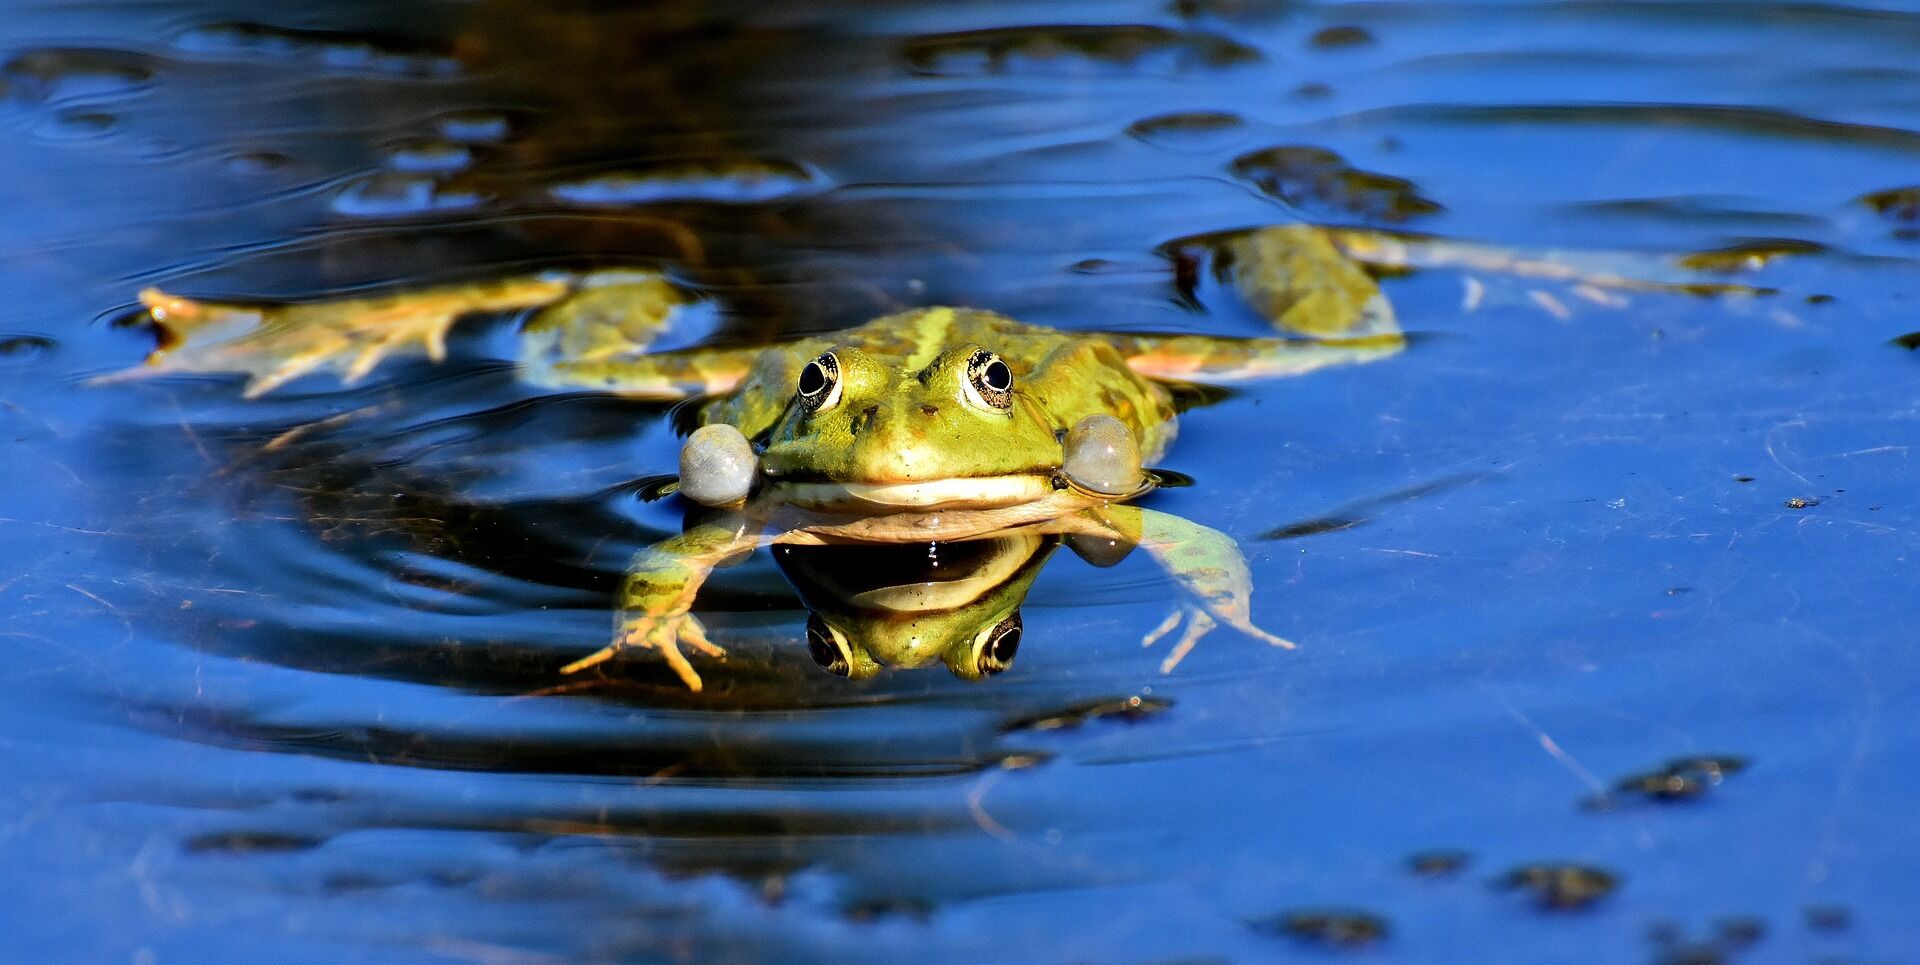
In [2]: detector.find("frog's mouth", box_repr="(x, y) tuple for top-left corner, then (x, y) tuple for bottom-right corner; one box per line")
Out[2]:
(768, 472), (1055, 512)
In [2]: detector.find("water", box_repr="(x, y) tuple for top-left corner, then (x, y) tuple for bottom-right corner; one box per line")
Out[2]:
(3, 1), (1917, 961)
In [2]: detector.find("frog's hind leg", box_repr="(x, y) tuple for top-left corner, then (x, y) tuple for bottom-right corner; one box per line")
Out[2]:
(131, 275), (579, 397)
(1120, 224), (1407, 384)
(124, 268), (755, 400)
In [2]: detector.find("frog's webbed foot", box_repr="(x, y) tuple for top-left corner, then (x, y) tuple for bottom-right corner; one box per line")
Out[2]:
(563, 610), (726, 692)
(565, 521), (761, 692)
(1057, 505), (1294, 674)
(123, 277), (577, 397)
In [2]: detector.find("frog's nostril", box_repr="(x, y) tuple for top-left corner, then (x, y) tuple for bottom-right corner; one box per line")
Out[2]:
(920, 404), (940, 416)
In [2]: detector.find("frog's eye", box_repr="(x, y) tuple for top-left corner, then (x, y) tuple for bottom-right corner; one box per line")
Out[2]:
(973, 612), (1022, 677)
(962, 350), (1014, 411)
(806, 613), (853, 676)
(797, 353), (842, 411)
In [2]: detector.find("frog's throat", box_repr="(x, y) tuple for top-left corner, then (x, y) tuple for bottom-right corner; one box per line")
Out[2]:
(768, 473), (1055, 512)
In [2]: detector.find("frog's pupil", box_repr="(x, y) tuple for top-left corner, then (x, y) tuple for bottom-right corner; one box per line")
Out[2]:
(798, 361), (826, 396)
(983, 358), (1012, 392)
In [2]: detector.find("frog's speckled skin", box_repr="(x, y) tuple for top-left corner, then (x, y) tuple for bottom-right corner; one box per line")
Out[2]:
(129, 224), (1405, 691)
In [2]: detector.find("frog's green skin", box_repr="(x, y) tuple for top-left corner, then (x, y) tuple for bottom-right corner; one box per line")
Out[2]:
(130, 224), (1405, 691)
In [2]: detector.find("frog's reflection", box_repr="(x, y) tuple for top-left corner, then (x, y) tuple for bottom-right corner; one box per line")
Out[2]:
(772, 532), (1129, 681)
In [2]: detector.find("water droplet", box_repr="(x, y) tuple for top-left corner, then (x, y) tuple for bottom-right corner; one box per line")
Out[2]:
(331, 173), (486, 218)
(549, 159), (824, 206)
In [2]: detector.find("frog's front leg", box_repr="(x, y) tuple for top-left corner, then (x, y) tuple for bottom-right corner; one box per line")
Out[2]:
(1054, 504), (1292, 673)
(561, 520), (764, 691)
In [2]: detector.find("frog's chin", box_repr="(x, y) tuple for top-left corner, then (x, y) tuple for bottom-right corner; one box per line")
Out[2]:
(770, 473), (1054, 512)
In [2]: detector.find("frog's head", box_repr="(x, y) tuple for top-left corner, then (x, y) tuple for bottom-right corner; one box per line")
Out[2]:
(771, 536), (1054, 681)
(759, 342), (1061, 512)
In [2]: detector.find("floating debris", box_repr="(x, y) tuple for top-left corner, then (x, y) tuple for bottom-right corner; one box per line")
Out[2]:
(903, 25), (1259, 75)
(1890, 331), (1920, 350)
(1585, 755), (1749, 809)
(1675, 239), (1823, 274)
(1496, 863), (1618, 910)
(173, 22), (460, 78)
(1002, 695), (1172, 733)
(331, 172), (487, 218)
(1784, 497), (1818, 510)
(1251, 909), (1389, 948)
(549, 159), (823, 206)
(1407, 849), (1472, 878)
(1229, 146), (1441, 222)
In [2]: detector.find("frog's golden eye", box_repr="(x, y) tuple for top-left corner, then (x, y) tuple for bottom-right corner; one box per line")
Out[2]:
(973, 612), (1022, 677)
(806, 613), (853, 676)
(963, 350), (1013, 411)
(796, 352), (842, 411)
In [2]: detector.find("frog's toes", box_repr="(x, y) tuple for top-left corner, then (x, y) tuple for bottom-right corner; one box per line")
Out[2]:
(1141, 606), (1218, 673)
(562, 613), (719, 692)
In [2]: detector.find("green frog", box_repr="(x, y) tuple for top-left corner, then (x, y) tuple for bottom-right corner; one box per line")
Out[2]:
(127, 224), (1405, 691)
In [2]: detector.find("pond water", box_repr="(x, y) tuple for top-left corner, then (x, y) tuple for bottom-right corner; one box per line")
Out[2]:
(3, 1), (1918, 961)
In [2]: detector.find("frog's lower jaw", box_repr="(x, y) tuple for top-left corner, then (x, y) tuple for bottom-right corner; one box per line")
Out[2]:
(769, 474), (1054, 513)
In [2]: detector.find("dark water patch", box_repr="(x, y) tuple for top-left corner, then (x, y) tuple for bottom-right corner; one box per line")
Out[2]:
(1649, 916), (1768, 965)
(1805, 905), (1852, 932)
(330, 172), (489, 218)
(172, 22), (461, 78)
(1250, 909), (1389, 948)
(1126, 111), (1247, 152)
(843, 896), (935, 923)
(1229, 146), (1441, 223)
(137, 701), (1027, 782)
(1261, 473), (1492, 541)
(1372, 103), (1920, 152)
(1001, 695), (1171, 733)
(1, 47), (153, 102)
(1859, 185), (1920, 222)
(1569, 196), (1828, 231)
(901, 25), (1260, 76)
(1890, 331), (1920, 350)
(549, 159), (824, 207)
(1584, 755), (1749, 810)
(182, 830), (327, 855)
(32, 109), (117, 141)
(1496, 863), (1618, 910)
(1407, 849), (1471, 878)
(1308, 26), (1374, 50)
(0, 334), (55, 365)
(222, 150), (293, 176)
(1675, 239), (1825, 274)
(384, 139), (473, 173)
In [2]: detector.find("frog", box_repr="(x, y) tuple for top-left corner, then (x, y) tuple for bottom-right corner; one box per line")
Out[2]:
(123, 223), (1406, 691)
